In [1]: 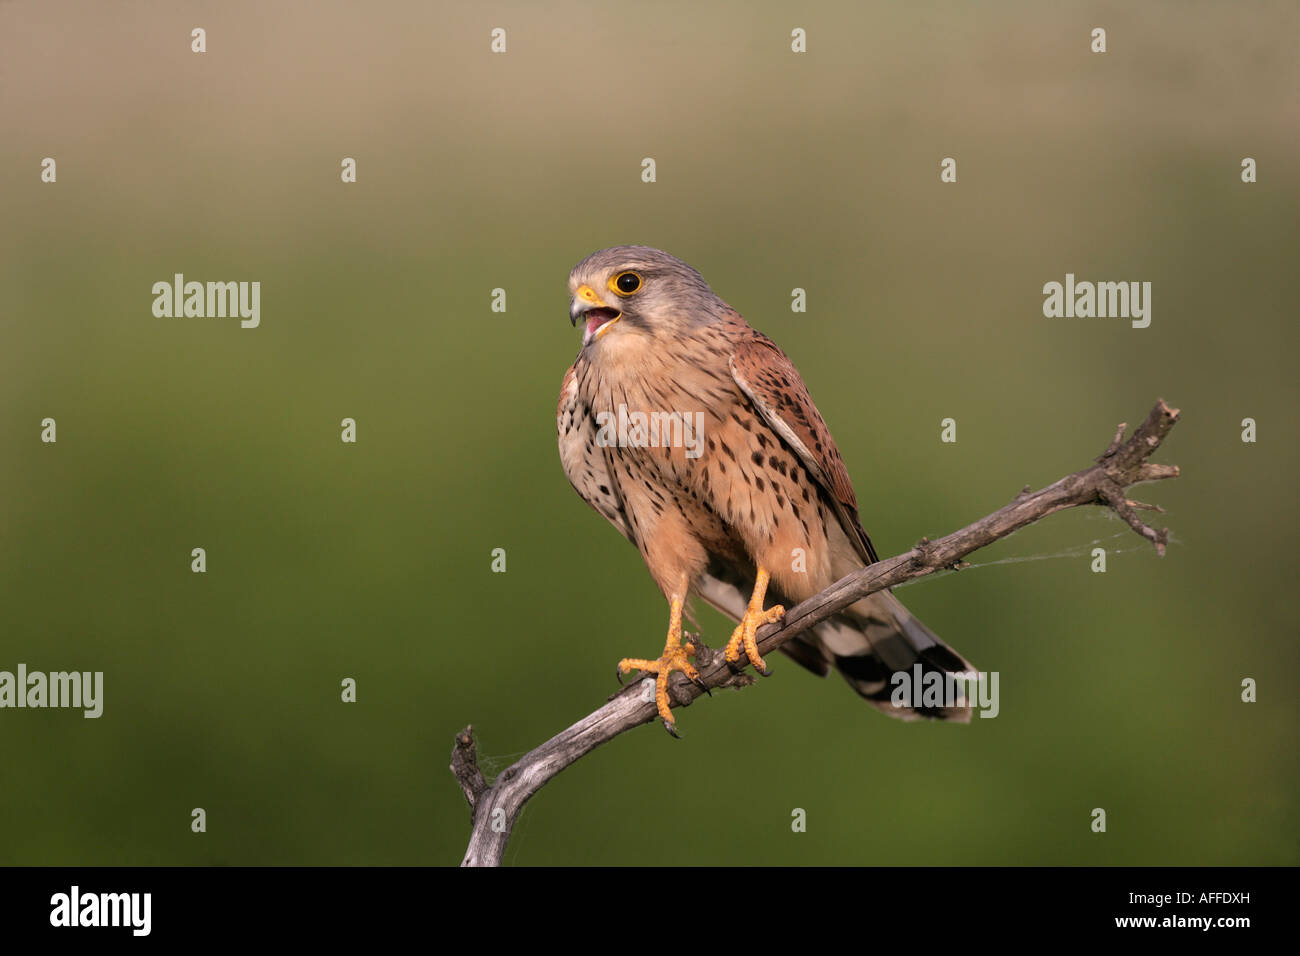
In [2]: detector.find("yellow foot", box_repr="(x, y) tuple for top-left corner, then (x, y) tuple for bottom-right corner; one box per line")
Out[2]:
(616, 592), (707, 737)
(724, 566), (785, 676)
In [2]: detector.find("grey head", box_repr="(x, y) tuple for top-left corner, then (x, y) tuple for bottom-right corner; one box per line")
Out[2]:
(568, 245), (729, 349)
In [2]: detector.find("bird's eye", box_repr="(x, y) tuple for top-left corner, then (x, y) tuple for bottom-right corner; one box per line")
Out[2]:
(610, 271), (642, 296)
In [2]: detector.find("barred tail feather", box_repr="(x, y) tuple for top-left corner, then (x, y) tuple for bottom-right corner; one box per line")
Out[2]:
(809, 591), (976, 723)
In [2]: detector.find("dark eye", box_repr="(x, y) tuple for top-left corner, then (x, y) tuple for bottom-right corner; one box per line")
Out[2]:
(611, 271), (642, 296)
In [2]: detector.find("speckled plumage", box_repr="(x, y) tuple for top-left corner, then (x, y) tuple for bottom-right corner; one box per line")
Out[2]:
(558, 246), (974, 721)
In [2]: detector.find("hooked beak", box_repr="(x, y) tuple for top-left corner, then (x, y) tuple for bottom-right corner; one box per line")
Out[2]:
(570, 284), (621, 347)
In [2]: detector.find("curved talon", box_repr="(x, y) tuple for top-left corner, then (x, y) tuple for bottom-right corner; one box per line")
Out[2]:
(682, 640), (711, 695)
(724, 567), (785, 675)
(723, 605), (784, 673)
(661, 718), (681, 738)
(617, 589), (701, 731)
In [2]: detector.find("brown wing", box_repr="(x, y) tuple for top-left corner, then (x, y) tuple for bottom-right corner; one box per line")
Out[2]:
(556, 363), (635, 543)
(727, 332), (879, 564)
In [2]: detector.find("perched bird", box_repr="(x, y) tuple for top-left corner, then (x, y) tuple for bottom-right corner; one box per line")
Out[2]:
(557, 246), (974, 734)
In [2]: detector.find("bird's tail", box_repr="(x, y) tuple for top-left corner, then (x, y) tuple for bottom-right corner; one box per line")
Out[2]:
(788, 590), (978, 722)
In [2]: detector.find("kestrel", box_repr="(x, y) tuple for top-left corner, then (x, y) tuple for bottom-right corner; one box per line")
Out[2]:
(558, 246), (974, 734)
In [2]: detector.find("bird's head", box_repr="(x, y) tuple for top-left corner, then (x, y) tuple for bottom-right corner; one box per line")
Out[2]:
(568, 246), (726, 351)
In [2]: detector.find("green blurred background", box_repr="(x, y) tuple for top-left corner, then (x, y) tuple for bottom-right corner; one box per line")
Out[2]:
(2, 0), (1296, 865)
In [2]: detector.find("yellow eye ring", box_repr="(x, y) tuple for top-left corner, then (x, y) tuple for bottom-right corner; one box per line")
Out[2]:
(609, 271), (643, 297)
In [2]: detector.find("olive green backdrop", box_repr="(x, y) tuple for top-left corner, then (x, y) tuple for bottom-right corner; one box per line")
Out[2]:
(1, 0), (1296, 865)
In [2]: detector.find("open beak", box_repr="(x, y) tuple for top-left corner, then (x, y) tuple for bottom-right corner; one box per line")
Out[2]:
(570, 284), (621, 346)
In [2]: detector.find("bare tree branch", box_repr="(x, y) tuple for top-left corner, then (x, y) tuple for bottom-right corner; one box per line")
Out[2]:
(451, 400), (1182, 866)
(450, 726), (487, 813)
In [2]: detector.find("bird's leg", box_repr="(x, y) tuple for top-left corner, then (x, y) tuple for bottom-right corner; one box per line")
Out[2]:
(724, 566), (786, 676)
(617, 588), (704, 736)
